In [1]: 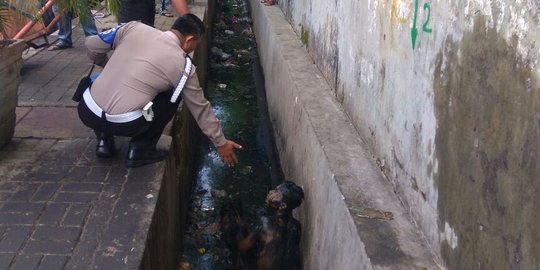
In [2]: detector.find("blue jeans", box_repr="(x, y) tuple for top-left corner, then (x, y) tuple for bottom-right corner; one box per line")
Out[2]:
(53, 5), (98, 47)
(159, 0), (171, 12)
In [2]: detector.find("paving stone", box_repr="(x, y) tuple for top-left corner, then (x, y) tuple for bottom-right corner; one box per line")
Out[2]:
(65, 183), (122, 269)
(32, 226), (82, 242)
(0, 253), (16, 269)
(93, 254), (130, 270)
(63, 167), (90, 182)
(54, 192), (99, 203)
(1, 150), (41, 164)
(0, 212), (40, 225)
(9, 184), (41, 201)
(31, 140), (56, 152)
(29, 92), (48, 101)
(38, 203), (69, 225)
(0, 182), (19, 192)
(106, 166), (129, 185)
(0, 202), (45, 213)
(0, 192), (13, 201)
(11, 171), (59, 183)
(61, 183), (103, 193)
(14, 107), (93, 139)
(0, 226), (33, 252)
(14, 107), (32, 125)
(23, 239), (76, 255)
(62, 204), (91, 227)
(85, 166), (111, 182)
(53, 140), (92, 166)
(32, 184), (61, 202)
(10, 254), (42, 270)
(39, 150), (63, 162)
(37, 255), (69, 270)
(45, 91), (67, 103)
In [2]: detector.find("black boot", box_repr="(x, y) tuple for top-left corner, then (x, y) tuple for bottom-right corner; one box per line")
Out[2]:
(125, 144), (168, 168)
(95, 132), (116, 158)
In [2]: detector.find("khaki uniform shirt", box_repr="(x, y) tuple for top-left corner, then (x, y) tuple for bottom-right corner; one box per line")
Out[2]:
(85, 21), (226, 147)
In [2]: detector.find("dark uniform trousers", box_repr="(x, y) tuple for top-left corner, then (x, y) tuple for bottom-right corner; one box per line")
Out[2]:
(118, 0), (156, 26)
(77, 89), (182, 150)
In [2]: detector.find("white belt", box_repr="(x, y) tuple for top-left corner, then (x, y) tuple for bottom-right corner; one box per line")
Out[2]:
(82, 89), (143, 123)
(170, 56), (192, 103)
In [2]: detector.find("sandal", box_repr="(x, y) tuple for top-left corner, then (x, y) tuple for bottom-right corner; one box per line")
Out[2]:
(48, 42), (72, 51)
(160, 11), (174, 17)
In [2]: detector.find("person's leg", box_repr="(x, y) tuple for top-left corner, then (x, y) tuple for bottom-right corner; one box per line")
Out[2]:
(77, 97), (116, 158)
(94, 130), (116, 158)
(78, 93), (149, 158)
(129, 91), (180, 149)
(80, 12), (98, 37)
(160, 0), (166, 12)
(118, 0), (156, 26)
(50, 5), (73, 49)
(159, 0), (173, 16)
(126, 91), (180, 167)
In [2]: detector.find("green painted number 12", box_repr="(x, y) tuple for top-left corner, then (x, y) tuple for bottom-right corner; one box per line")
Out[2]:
(411, 1), (432, 49)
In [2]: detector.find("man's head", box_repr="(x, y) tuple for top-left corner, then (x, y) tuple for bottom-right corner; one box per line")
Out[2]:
(266, 181), (304, 211)
(171, 13), (205, 54)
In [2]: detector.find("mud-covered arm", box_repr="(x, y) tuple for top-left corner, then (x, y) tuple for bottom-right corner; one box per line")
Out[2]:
(237, 230), (257, 251)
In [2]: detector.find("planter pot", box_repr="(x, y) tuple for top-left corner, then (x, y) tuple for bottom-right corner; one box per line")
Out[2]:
(0, 39), (25, 149)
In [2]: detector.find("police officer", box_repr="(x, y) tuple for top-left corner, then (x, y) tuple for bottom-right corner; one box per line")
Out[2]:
(80, 14), (241, 167)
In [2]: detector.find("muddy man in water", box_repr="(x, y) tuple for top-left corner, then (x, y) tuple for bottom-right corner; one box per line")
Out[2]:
(221, 181), (304, 270)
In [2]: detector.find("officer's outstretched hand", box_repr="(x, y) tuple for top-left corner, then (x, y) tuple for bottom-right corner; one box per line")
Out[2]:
(217, 140), (242, 167)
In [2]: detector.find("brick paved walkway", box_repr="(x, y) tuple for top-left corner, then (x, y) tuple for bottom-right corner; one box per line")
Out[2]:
(0, 13), (179, 270)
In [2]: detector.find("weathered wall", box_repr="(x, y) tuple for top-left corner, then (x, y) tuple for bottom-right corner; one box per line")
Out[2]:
(279, 0), (539, 269)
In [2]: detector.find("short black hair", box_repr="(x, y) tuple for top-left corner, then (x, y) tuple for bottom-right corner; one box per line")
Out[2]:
(171, 13), (205, 38)
(277, 181), (304, 210)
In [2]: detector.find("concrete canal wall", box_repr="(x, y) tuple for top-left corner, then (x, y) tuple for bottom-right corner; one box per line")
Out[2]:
(141, 2), (210, 269)
(250, 0), (539, 269)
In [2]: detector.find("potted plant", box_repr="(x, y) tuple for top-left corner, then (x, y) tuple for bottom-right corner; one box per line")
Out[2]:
(0, 2), (28, 148)
(0, 0), (119, 148)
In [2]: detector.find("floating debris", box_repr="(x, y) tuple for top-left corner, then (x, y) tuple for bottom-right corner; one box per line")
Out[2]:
(216, 84), (227, 90)
(210, 47), (231, 60)
(239, 165), (253, 175)
(223, 60), (238, 68)
(211, 189), (227, 198)
(238, 17), (252, 23)
(241, 28), (253, 36)
(201, 206), (215, 211)
(178, 261), (190, 269)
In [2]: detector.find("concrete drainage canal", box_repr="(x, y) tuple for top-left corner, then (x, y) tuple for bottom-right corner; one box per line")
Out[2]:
(178, 0), (290, 268)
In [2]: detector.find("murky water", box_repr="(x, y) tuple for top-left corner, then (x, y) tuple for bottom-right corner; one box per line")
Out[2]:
(178, 0), (283, 268)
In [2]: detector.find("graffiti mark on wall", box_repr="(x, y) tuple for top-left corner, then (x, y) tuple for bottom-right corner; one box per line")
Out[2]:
(411, 0), (432, 49)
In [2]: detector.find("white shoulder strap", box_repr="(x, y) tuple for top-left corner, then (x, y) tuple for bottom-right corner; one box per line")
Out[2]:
(170, 56), (193, 103)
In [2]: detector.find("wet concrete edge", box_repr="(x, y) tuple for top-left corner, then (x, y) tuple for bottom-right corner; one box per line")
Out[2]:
(141, 2), (210, 270)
